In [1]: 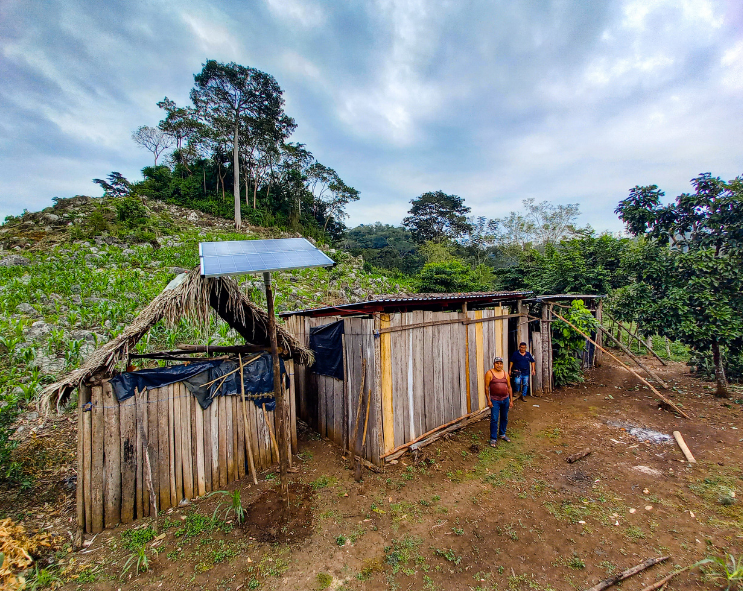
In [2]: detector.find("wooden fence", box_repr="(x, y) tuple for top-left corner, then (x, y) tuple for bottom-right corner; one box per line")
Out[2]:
(76, 361), (296, 534)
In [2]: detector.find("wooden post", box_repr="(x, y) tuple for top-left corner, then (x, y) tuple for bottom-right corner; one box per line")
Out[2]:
(264, 271), (289, 507)
(354, 388), (372, 482)
(595, 300), (603, 367)
(139, 423), (158, 530)
(463, 303), (472, 414)
(598, 326), (670, 389)
(345, 358), (366, 459)
(90, 385), (104, 533)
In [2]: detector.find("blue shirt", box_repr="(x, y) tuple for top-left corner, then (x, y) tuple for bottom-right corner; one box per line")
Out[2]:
(510, 350), (535, 373)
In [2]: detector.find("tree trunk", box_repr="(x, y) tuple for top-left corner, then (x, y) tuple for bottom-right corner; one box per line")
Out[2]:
(253, 178), (258, 209)
(233, 122), (241, 230)
(203, 169), (206, 196)
(711, 339), (729, 398)
(665, 337), (671, 358)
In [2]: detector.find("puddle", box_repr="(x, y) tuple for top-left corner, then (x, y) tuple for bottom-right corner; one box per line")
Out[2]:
(606, 421), (673, 444)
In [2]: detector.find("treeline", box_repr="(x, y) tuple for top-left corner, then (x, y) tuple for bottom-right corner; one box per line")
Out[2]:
(344, 178), (743, 394)
(96, 60), (359, 240)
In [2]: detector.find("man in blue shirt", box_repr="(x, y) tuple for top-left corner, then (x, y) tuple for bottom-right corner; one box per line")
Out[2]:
(509, 342), (536, 401)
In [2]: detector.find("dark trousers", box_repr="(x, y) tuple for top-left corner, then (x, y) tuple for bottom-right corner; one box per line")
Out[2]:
(490, 398), (509, 440)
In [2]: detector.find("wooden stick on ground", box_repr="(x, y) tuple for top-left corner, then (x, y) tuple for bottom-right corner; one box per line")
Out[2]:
(263, 404), (280, 463)
(598, 326), (670, 389)
(637, 560), (709, 591)
(239, 354), (258, 485)
(672, 431), (697, 463)
(585, 556), (670, 591)
(345, 358), (366, 460)
(550, 311), (689, 419)
(566, 449), (591, 464)
(354, 388), (373, 482)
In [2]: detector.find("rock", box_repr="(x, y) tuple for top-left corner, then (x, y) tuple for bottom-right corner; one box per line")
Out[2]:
(19, 275), (31, 285)
(31, 351), (66, 375)
(0, 254), (31, 267)
(122, 249), (135, 257)
(167, 266), (190, 275)
(633, 465), (662, 477)
(16, 302), (38, 315)
(42, 213), (60, 223)
(70, 285), (81, 294)
(25, 321), (52, 340)
(187, 211), (199, 222)
(70, 294), (82, 305)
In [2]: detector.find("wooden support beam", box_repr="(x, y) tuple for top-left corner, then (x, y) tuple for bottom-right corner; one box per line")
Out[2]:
(598, 326), (670, 389)
(550, 310), (689, 419)
(605, 316), (667, 366)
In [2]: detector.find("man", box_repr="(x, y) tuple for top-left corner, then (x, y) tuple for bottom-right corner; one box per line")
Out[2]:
(485, 356), (512, 447)
(509, 342), (536, 401)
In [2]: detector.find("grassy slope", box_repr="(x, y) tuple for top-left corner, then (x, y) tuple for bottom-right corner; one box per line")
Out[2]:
(0, 196), (412, 404)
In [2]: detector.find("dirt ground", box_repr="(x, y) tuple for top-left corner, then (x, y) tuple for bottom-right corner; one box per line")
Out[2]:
(3, 353), (742, 591)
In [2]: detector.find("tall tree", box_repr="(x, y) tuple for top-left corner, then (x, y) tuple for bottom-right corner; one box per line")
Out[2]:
(190, 61), (290, 229)
(402, 190), (472, 243)
(615, 173), (743, 397)
(131, 125), (173, 166)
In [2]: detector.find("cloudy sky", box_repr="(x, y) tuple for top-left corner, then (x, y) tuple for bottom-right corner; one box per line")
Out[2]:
(1, 0), (742, 232)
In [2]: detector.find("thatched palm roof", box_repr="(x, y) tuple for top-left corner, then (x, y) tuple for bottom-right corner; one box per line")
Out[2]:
(40, 268), (313, 413)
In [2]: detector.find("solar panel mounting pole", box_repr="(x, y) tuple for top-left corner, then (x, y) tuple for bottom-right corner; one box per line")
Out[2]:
(263, 271), (289, 508)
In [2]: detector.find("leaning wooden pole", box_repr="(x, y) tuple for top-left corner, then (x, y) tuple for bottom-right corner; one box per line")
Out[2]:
(611, 318), (668, 366)
(239, 354), (258, 485)
(345, 358), (366, 459)
(598, 326), (670, 389)
(264, 272), (289, 507)
(354, 388), (373, 482)
(550, 311), (689, 419)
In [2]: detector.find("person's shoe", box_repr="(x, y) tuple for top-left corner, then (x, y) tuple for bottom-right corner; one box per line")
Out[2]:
(489, 439), (498, 448)
(519, 395), (526, 402)
(500, 435), (511, 443)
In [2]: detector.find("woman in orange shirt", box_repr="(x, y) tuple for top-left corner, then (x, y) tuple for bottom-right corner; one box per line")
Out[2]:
(485, 356), (513, 447)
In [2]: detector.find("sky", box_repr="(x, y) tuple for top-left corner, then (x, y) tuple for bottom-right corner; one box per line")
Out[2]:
(1, 0), (742, 233)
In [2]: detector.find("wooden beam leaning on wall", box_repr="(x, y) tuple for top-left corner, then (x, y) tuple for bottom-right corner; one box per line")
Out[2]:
(598, 326), (670, 389)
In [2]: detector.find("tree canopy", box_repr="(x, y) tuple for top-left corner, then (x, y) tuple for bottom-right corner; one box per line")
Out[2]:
(402, 191), (472, 243)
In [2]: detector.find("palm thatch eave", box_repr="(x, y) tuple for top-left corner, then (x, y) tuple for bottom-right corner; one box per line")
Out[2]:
(40, 268), (313, 413)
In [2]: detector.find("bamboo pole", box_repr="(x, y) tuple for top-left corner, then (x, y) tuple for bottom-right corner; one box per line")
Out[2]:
(611, 318), (668, 366)
(239, 354), (258, 485)
(263, 404), (280, 463)
(550, 311), (689, 419)
(598, 327), (670, 389)
(354, 388), (373, 482)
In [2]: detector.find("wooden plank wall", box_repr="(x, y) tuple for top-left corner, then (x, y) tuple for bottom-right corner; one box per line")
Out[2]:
(78, 376), (297, 533)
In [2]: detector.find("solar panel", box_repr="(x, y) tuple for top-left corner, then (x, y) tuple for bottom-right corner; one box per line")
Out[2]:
(199, 238), (335, 277)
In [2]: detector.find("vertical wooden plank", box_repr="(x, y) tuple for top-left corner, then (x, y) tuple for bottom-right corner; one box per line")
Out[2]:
(444, 312), (456, 424)
(225, 393), (235, 483)
(167, 385), (177, 506)
(172, 384), (183, 503)
(431, 316), (443, 431)
(218, 396), (228, 488)
(502, 305), (510, 364)
(410, 311), (425, 441)
(81, 385), (93, 534)
(210, 399), (219, 489)
(421, 311), (434, 431)
(103, 381), (121, 528)
(194, 396), (206, 496)
(76, 385), (86, 537)
(390, 313), (405, 446)
(334, 372), (343, 447)
(135, 388), (145, 518)
(456, 310), (467, 418)
(250, 399), (264, 472)
(380, 313), (394, 453)
(235, 395), (245, 481)
(156, 388), (170, 510)
(147, 388), (161, 512)
(202, 400), (212, 494)
(467, 311), (479, 411)
(189, 390), (198, 496)
(90, 385), (104, 533)
(475, 311), (486, 410)
(119, 395), (136, 524)
(181, 384), (194, 501)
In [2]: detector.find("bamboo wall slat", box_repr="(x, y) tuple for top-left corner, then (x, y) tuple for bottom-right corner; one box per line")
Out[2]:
(78, 371), (296, 533)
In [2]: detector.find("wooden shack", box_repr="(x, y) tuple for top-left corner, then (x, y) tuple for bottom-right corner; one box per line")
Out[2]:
(282, 292), (530, 466)
(41, 269), (312, 539)
(282, 292), (605, 466)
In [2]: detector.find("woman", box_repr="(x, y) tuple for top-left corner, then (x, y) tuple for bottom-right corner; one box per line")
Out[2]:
(485, 356), (512, 447)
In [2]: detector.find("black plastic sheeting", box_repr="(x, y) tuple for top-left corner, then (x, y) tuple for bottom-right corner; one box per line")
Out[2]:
(309, 320), (344, 381)
(109, 353), (285, 411)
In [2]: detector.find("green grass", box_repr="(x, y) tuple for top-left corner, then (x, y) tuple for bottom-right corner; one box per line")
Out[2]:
(121, 526), (156, 551)
(310, 475), (338, 490)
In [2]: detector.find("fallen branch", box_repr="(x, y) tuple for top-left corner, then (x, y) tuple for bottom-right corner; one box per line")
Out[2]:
(585, 555), (670, 591)
(672, 431), (697, 464)
(637, 559), (712, 591)
(550, 311), (689, 419)
(566, 449), (591, 464)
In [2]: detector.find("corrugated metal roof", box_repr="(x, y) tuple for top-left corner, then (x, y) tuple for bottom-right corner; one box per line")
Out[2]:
(279, 290), (532, 318)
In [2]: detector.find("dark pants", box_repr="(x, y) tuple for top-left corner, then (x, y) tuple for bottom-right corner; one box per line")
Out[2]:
(490, 398), (509, 440)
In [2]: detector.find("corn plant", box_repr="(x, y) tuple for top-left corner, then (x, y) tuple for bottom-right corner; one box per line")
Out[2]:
(121, 546), (149, 577)
(706, 554), (743, 590)
(229, 489), (246, 524)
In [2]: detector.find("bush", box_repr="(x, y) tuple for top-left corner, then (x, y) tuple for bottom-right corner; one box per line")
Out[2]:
(115, 197), (149, 226)
(0, 393), (22, 484)
(416, 260), (491, 293)
(551, 300), (597, 387)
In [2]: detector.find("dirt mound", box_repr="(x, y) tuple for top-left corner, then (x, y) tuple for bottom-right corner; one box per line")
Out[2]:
(242, 482), (313, 544)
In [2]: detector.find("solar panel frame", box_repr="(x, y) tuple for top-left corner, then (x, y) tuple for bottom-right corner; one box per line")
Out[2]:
(199, 238), (335, 277)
